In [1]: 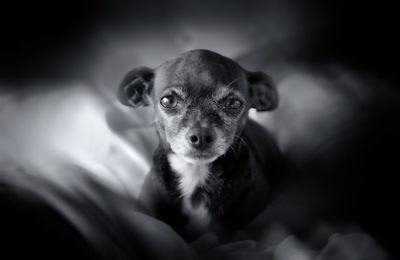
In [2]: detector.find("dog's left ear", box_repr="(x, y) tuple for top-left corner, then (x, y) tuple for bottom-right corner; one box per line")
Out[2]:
(247, 71), (279, 111)
(118, 67), (154, 107)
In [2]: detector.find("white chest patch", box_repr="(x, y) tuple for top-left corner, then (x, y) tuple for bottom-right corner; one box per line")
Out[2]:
(168, 153), (211, 228)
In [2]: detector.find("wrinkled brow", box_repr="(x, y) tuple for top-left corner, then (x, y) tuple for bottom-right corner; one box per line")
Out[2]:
(162, 85), (187, 99)
(213, 78), (244, 100)
(213, 85), (245, 101)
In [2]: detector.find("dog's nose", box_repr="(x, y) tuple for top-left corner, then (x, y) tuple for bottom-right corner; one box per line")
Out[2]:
(186, 127), (216, 150)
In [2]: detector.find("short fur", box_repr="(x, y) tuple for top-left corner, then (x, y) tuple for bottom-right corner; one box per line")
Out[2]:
(118, 49), (283, 240)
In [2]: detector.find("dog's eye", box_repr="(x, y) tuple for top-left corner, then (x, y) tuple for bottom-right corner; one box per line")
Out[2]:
(160, 95), (178, 108)
(224, 96), (243, 109)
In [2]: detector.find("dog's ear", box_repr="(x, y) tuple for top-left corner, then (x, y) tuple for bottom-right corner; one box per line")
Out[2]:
(118, 67), (154, 107)
(247, 71), (279, 111)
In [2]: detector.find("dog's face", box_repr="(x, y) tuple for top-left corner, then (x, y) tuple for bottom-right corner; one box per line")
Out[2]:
(118, 50), (278, 163)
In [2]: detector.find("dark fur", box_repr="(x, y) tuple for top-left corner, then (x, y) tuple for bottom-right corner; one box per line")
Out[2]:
(140, 120), (283, 240)
(118, 50), (283, 240)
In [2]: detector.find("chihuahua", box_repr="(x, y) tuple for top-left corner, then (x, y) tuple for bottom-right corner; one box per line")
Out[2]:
(118, 49), (283, 240)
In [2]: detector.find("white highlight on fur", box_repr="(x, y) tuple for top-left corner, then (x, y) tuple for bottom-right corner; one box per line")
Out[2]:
(168, 153), (211, 228)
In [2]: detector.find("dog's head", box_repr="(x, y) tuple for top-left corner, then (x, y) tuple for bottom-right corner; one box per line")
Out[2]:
(118, 50), (278, 163)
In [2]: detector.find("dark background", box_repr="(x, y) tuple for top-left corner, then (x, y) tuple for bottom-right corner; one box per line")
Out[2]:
(1, 0), (399, 88)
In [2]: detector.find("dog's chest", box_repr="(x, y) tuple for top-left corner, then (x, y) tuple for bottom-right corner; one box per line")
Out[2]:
(167, 154), (212, 228)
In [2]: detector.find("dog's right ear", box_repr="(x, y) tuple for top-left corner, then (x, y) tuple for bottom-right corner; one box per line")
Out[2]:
(118, 67), (154, 107)
(247, 71), (279, 112)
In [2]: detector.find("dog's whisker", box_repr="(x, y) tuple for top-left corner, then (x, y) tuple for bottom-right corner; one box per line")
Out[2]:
(225, 77), (241, 89)
(228, 145), (238, 157)
(234, 134), (249, 148)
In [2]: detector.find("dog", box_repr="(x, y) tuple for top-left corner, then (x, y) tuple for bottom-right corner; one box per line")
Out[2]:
(117, 49), (283, 241)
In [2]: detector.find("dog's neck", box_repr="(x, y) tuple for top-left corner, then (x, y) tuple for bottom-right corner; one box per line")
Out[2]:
(167, 153), (212, 228)
(167, 154), (210, 200)
(152, 135), (250, 229)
